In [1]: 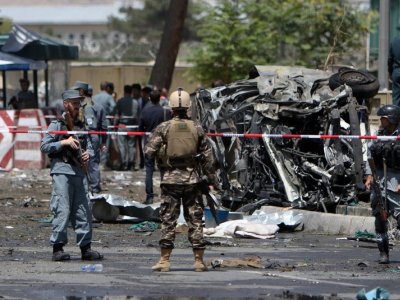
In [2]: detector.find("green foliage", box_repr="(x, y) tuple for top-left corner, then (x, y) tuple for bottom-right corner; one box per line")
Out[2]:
(189, 0), (376, 85)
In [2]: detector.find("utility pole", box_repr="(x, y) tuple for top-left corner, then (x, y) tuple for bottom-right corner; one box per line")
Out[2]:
(378, 0), (389, 90)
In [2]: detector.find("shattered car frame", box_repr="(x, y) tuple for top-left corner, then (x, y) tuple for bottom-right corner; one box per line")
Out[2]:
(193, 67), (367, 212)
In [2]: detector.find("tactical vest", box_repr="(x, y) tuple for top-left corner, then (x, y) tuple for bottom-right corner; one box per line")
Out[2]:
(160, 119), (198, 168)
(371, 129), (400, 169)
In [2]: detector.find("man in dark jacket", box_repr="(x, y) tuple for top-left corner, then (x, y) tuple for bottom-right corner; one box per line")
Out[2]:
(139, 89), (171, 204)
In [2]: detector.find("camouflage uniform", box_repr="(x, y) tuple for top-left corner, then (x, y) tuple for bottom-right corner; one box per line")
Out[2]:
(144, 116), (216, 249)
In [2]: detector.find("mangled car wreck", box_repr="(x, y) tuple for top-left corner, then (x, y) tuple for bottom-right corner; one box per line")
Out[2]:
(193, 66), (379, 213)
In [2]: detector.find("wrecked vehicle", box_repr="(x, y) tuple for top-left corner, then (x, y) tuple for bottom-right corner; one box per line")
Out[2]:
(193, 66), (378, 212)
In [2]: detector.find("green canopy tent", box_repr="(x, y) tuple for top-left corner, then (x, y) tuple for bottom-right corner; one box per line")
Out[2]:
(0, 24), (79, 107)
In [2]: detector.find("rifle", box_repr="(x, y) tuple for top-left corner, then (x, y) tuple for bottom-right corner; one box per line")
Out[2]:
(370, 158), (388, 222)
(193, 154), (221, 226)
(64, 112), (89, 174)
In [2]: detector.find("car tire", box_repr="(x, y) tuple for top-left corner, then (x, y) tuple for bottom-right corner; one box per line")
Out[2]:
(329, 69), (380, 99)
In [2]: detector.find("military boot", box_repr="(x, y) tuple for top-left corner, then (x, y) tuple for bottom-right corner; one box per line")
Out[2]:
(152, 248), (172, 272)
(52, 243), (71, 261)
(377, 239), (389, 264)
(193, 249), (208, 272)
(80, 243), (104, 261)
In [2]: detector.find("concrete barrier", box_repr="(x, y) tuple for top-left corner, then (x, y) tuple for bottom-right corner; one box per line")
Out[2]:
(14, 109), (47, 169)
(260, 206), (375, 235)
(0, 110), (16, 171)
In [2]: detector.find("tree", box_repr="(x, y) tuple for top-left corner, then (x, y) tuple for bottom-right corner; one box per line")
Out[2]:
(189, 0), (376, 85)
(108, 0), (202, 62)
(149, 0), (189, 90)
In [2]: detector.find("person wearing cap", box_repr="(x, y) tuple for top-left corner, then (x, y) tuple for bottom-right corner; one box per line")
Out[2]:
(144, 88), (217, 272)
(93, 81), (116, 166)
(8, 78), (37, 109)
(72, 81), (107, 194)
(364, 104), (400, 264)
(40, 89), (103, 262)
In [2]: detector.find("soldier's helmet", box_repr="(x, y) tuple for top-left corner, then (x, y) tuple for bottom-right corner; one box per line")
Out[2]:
(169, 88), (190, 110)
(377, 105), (400, 124)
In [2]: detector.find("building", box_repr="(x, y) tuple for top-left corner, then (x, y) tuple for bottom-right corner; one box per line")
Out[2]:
(0, 0), (143, 57)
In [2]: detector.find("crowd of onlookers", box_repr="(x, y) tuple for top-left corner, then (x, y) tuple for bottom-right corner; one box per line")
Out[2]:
(93, 81), (171, 172)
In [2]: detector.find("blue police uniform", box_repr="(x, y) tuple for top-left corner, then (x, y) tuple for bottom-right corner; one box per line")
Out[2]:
(41, 89), (103, 262)
(41, 113), (94, 248)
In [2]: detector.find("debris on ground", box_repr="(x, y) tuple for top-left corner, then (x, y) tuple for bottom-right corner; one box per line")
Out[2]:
(209, 256), (263, 269)
(356, 287), (390, 300)
(204, 219), (279, 239)
(90, 194), (160, 222)
(128, 221), (159, 232)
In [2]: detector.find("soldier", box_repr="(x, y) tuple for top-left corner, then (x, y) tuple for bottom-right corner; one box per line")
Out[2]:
(40, 89), (103, 262)
(144, 88), (217, 272)
(364, 104), (400, 264)
(72, 81), (107, 194)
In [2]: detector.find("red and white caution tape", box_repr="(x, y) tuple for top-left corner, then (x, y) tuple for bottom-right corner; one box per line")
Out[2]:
(0, 129), (399, 140)
(107, 125), (139, 129)
(0, 129), (149, 136)
(44, 115), (137, 120)
(208, 133), (398, 140)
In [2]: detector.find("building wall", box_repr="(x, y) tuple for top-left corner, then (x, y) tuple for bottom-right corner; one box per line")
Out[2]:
(69, 62), (201, 98)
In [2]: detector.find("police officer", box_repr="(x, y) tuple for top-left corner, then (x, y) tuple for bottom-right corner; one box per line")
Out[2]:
(72, 81), (107, 194)
(144, 88), (217, 272)
(40, 89), (103, 261)
(8, 78), (37, 109)
(365, 104), (400, 264)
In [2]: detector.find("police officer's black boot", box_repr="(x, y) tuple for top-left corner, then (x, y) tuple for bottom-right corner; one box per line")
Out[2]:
(377, 239), (389, 264)
(52, 243), (71, 261)
(80, 243), (104, 261)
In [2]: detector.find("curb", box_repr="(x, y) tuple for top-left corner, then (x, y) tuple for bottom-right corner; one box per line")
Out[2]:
(260, 206), (375, 236)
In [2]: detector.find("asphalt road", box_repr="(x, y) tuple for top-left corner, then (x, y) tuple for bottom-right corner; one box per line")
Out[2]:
(0, 229), (399, 300)
(0, 169), (399, 300)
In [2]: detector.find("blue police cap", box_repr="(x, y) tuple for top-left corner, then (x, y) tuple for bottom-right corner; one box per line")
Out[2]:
(71, 80), (89, 92)
(62, 89), (84, 101)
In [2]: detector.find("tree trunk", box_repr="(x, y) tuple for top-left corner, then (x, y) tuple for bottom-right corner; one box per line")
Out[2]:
(149, 0), (188, 90)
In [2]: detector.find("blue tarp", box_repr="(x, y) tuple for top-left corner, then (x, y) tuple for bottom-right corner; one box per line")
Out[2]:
(0, 51), (46, 71)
